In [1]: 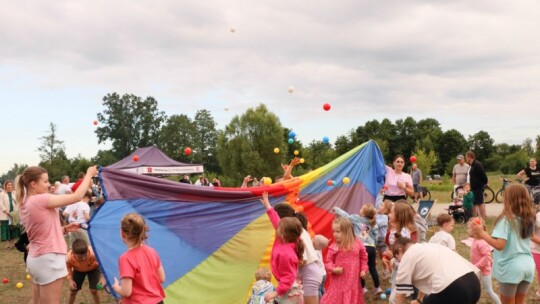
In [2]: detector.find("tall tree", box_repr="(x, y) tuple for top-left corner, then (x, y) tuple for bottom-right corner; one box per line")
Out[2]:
(193, 110), (220, 173)
(0, 164), (28, 183)
(467, 130), (495, 161)
(523, 138), (534, 155)
(157, 114), (196, 163)
(304, 140), (336, 170)
(412, 148), (438, 177)
(95, 93), (166, 159)
(217, 104), (284, 183)
(37, 122), (65, 164)
(392, 117), (418, 158)
(437, 129), (468, 174)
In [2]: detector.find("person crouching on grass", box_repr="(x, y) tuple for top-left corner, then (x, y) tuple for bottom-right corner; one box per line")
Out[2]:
(66, 239), (104, 304)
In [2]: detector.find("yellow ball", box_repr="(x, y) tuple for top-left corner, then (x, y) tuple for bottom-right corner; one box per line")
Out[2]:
(294, 150), (299, 156)
(25, 275), (30, 280)
(16, 282), (23, 288)
(264, 177), (272, 185)
(273, 148), (280, 154)
(299, 158), (305, 164)
(343, 177), (350, 185)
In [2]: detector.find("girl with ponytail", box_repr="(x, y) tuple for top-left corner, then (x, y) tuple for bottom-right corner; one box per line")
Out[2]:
(112, 213), (166, 303)
(260, 192), (305, 303)
(15, 165), (97, 304)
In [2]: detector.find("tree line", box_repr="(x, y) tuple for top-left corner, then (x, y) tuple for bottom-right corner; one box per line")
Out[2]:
(2, 93), (539, 186)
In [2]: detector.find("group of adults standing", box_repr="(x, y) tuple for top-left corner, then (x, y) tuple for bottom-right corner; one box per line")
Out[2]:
(0, 180), (20, 248)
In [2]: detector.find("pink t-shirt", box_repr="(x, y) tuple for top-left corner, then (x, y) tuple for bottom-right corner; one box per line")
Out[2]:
(470, 238), (493, 276)
(20, 193), (67, 257)
(267, 208), (300, 296)
(119, 244), (165, 304)
(385, 165), (413, 196)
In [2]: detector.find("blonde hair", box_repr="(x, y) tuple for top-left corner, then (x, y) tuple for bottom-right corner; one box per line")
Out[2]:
(15, 166), (48, 206)
(333, 217), (356, 251)
(496, 184), (535, 238)
(121, 213), (149, 247)
(360, 204), (376, 226)
(255, 267), (272, 281)
(392, 201), (417, 234)
(379, 200), (393, 215)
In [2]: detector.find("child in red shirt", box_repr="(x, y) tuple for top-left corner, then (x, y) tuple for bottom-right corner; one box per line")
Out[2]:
(112, 213), (166, 304)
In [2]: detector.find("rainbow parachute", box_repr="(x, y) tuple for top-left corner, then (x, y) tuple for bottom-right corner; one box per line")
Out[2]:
(89, 140), (385, 303)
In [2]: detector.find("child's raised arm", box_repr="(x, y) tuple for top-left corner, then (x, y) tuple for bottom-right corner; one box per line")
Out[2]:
(260, 192), (279, 229)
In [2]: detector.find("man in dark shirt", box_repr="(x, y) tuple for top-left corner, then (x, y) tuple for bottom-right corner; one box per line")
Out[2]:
(466, 151), (488, 219)
(179, 174), (191, 184)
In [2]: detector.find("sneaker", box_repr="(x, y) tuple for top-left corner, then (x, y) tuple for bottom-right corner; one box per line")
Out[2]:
(374, 287), (383, 295)
(363, 288), (369, 294)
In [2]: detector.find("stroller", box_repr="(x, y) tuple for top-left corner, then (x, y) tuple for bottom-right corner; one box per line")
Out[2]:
(530, 185), (540, 205)
(447, 188), (467, 223)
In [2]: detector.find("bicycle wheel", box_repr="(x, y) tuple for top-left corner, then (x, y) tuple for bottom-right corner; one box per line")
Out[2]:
(484, 187), (495, 204)
(495, 189), (504, 203)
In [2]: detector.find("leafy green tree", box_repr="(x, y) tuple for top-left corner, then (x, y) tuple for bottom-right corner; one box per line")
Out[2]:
(92, 150), (118, 167)
(523, 138), (534, 155)
(37, 122), (65, 164)
(501, 150), (529, 175)
(157, 114), (196, 163)
(304, 140), (336, 170)
(467, 130), (495, 161)
(216, 104), (284, 183)
(283, 127), (304, 160)
(412, 148), (437, 177)
(193, 110), (220, 173)
(392, 117), (418, 158)
(437, 129), (468, 175)
(416, 118), (442, 152)
(484, 154), (504, 172)
(39, 150), (71, 182)
(70, 155), (93, 178)
(334, 135), (351, 156)
(96, 93), (166, 159)
(0, 164), (28, 184)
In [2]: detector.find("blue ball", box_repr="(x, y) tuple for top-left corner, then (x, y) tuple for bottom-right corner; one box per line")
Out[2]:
(380, 293), (387, 300)
(322, 136), (329, 143)
(386, 288), (391, 295)
(288, 138), (294, 145)
(288, 131), (296, 138)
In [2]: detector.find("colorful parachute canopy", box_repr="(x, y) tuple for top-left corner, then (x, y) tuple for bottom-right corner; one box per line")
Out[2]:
(89, 140), (385, 303)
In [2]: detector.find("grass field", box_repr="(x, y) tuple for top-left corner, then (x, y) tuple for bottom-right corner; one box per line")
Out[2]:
(1, 173), (536, 304)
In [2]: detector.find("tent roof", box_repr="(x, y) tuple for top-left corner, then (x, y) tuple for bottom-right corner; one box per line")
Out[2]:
(107, 146), (203, 175)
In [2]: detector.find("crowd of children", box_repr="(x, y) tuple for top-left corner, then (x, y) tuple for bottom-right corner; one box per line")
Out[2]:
(250, 181), (540, 304)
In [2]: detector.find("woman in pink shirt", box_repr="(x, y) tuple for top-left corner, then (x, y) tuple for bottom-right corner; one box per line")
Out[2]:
(16, 165), (97, 304)
(260, 192), (305, 303)
(383, 155), (414, 202)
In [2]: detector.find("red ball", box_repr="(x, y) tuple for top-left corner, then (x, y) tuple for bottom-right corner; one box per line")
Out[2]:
(184, 147), (192, 156)
(93, 120), (98, 126)
(327, 180), (334, 186)
(2, 278), (8, 284)
(410, 156), (417, 163)
(132, 155), (139, 162)
(383, 184), (389, 190)
(323, 103), (331, 111)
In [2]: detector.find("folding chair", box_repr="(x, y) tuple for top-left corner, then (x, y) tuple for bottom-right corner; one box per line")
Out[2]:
(417, 200), (436, 232)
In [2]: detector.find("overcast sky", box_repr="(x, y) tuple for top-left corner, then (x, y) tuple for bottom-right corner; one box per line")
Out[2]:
(1, 1), (539, 174)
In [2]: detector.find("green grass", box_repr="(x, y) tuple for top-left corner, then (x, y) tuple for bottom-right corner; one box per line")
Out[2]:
(2, 209), (538, 303)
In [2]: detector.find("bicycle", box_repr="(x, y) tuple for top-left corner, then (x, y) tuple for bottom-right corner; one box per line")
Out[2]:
(450, 184), (495, 203)
(495, 177), (512, 203)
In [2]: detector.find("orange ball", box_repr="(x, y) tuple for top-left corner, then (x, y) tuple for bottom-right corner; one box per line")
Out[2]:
(132, 155), (139, 162)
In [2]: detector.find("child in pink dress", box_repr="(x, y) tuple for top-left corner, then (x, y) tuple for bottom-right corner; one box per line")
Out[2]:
(467, 219), (501, 304)
(321, 217), (368, 304)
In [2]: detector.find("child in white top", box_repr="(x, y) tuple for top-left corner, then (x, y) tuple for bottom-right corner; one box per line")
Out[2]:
(429, 213), (456, 250)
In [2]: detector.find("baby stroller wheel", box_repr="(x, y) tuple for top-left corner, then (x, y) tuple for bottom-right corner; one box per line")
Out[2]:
(456, 214), (466, 224)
